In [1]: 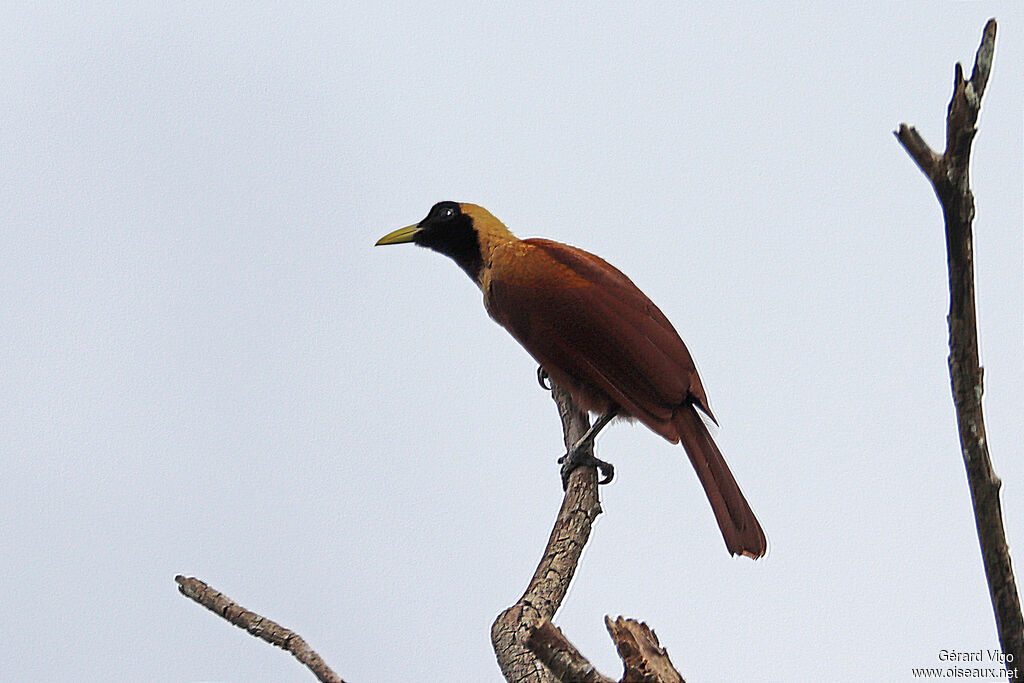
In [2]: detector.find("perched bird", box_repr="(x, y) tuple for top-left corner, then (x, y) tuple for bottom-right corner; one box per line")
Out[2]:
(376, 202), (766, 558)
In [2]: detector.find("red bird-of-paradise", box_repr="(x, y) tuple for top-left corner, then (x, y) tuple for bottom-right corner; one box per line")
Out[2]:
(376, 202), (766, 559)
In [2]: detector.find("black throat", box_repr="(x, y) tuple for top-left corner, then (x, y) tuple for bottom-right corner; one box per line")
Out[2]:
(413, 203), (484, 282)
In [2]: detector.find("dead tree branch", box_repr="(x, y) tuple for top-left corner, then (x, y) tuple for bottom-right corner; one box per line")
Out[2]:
(527, 620), (617, 683)
(605, 617), (686, 683)
(492, 385), (688, 682)
(895, 18), (1023, 667)
(175, 575), (346, 683)
(491, 384), (606, 682)
(175, 390), (688, 682)
(524, 616), (688, 683)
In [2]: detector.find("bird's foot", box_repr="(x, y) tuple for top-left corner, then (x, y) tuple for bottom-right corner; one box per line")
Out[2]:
(558, 446), (614, 489)
(537, 366), (552, 391)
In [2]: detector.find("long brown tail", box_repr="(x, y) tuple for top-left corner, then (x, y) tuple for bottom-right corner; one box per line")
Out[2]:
(674, 405), (766, 558)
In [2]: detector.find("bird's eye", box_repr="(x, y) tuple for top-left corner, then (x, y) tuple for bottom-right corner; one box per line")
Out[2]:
(427, 202), (458, 224)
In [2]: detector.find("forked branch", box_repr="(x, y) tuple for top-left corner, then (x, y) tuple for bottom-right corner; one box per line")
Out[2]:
(492, 385), (687, 682)
(895, 18), (1023, 669)
(491, 384), (606, 682)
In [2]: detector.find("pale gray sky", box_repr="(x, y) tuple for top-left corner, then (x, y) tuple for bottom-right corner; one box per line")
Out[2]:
(2, 3), (1022, 681)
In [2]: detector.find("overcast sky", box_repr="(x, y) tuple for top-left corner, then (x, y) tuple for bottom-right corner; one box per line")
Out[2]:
(3, 3), (1022, 682)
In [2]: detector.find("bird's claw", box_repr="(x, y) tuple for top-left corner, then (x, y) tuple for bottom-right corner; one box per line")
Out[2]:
(537, 366), (552, 391)
(558, 447), (615, 489)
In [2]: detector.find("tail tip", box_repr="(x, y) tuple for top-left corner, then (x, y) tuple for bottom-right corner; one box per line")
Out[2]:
(732, 536), (768, 560)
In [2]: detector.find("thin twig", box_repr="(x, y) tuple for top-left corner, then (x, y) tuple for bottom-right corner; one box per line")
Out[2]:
(894, 124), (940, 181)
(895, 18), (1023, 669)
(175, 575), (346, 683)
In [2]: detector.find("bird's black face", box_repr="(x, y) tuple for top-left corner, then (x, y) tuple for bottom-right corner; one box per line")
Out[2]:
(413, 201), (483, 280)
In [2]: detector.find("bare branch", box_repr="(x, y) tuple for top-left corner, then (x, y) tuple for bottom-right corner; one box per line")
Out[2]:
(895, 18), (1023, 670)
(175, 575), (345, 683)
(492, 386), (690, 682)
(492, 384), (604, 682)
(605, 617), (686, 683)
(894, 124), (941, 182)
(526, 620), (617, 683)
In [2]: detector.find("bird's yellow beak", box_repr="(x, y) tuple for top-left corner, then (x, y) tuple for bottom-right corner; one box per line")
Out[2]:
(375, 224), (419, 246)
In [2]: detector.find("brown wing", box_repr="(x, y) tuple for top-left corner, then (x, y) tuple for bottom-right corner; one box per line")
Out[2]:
(485, 238), (712, 441)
